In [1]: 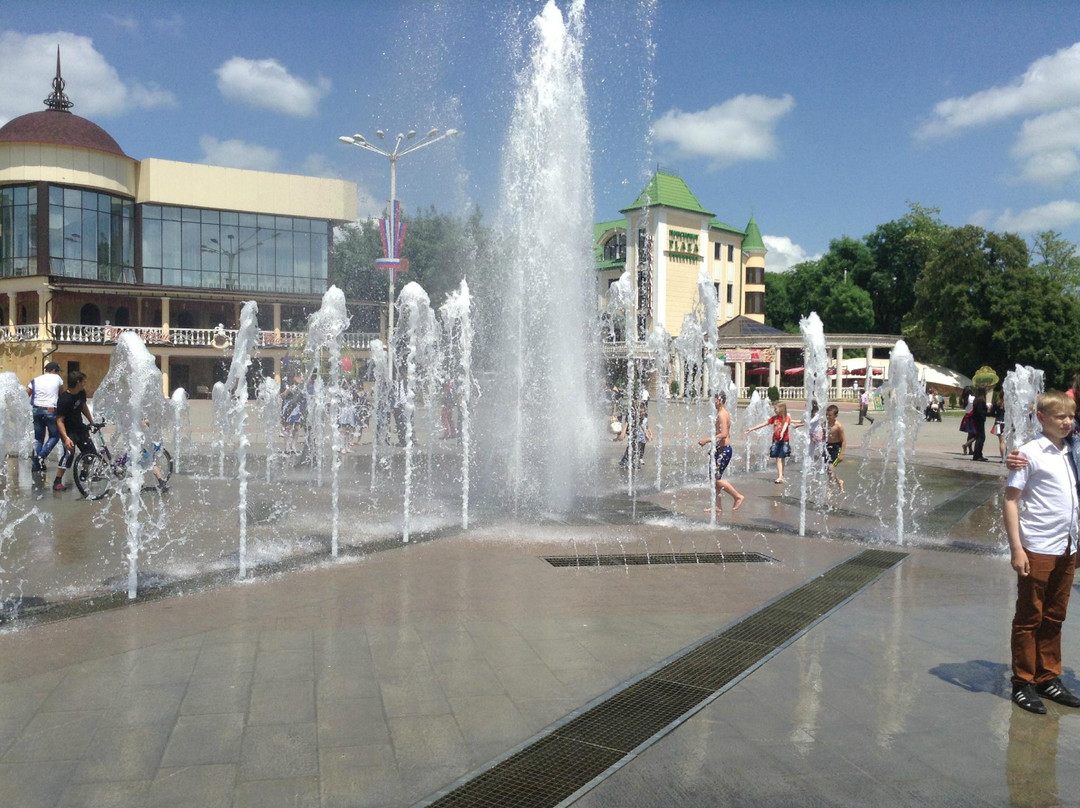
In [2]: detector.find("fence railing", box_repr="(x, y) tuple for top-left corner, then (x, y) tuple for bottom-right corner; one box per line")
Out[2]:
(37, 323), (379, 351)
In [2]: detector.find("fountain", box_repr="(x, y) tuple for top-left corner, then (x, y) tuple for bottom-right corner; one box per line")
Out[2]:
(367, 339), (390, 491)
(439, 279), (474, 529)
(1003, 364), (1044, 451)
(645, 325), (671, 490)
(395, 282), (436, 542)
(168, 388), (189, 474)
(744, 391), (772, 473)
(478, 0), (600, 514)
(94, 331), (166, 599)
(305, 286), (350, 554)
(256, 376), (281, 481)
(224, 300), (259, 576)
(798, 312), (830, 537)
(210, 381), (228, 478)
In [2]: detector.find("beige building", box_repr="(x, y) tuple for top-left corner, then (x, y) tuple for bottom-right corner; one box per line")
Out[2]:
(0, 60), (369, 396)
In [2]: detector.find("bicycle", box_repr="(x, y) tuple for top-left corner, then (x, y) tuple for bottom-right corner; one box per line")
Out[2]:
(73, 422), (173, 500)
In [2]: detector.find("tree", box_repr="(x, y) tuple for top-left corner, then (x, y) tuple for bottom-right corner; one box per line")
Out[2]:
(862, 203), (946, 335)
(1030, 229), (1080, 290)
(764, 270), (797, 332)
(820, 281), (875, 333)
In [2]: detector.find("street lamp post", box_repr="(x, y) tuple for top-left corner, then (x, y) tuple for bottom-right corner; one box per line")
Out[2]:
(338, 127), (459, 385)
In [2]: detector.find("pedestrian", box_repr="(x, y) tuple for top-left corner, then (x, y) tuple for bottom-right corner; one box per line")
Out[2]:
(991, 389), (1007, 461)
(53, 371), (96, 491)
(970, 387), (989, 461)
(747, 401), (792, 484)
(698, 392), (744, 512)
(858, 386), (874, 425)
(960, 385), (977, 455)
(281, 372), (306, 454)
(1002, 391), (1080, 714)
(824, 404), (846, 493)
(26, 361), (63, 475)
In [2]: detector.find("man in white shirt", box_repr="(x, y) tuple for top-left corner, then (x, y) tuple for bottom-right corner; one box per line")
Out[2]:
(26, 361), (63, 474)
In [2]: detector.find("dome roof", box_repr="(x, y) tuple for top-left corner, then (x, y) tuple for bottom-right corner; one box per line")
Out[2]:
(0, 109), (127, 158)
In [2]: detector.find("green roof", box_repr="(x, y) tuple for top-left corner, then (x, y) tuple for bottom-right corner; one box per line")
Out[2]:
(709, 219), (745, 236)
(742, 216), (765, 252)
(621, 171), (714, 216)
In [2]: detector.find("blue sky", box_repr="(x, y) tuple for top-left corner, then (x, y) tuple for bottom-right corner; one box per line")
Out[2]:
(3, 0), (1080, 272)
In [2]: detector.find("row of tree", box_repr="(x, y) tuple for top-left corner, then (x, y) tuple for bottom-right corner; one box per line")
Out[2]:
(765, 203), (1080, 388)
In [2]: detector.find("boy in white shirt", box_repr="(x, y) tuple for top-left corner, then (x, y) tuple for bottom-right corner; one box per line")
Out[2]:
(26, 361), (63, 474)
(1004, 391), (1080, 714)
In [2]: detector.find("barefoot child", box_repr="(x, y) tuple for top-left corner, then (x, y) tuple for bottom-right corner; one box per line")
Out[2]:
(698, 393), (744, 513)
(747, 402), (791, 484)
(824, 404), (846, 493)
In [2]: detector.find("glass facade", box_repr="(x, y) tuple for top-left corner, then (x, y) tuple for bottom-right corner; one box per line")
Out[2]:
(0, 185), (37, 278)
(48, 186), (135, 282)
(141, 205), (328, 293)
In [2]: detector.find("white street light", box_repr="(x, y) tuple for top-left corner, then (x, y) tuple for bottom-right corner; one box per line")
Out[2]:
(338, 126), (461, 385)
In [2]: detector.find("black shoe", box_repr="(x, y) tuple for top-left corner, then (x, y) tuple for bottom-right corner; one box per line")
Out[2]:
(1013, 683), (1048, 714)
(1035, 678), (1080, 708)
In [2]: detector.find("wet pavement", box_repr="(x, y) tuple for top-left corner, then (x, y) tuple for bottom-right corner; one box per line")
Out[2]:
(1, 404), (1074, 807)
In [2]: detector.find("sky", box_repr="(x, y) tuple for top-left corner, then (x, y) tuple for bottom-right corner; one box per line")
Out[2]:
(2, 0), (1080, 273)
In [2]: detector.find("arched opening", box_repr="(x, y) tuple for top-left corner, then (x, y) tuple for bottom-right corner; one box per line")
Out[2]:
(80, 303), (102, 325)
(114, 306), (131, 327)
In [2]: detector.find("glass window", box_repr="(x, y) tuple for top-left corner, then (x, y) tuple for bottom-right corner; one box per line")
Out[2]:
(163, 268), (181, 286)
(142, 218), (162, 268)
(64, 188), (81, 208)
(311, 220), (327, 235)
(221, 211), (239, 226)
(143, 268), (161, 284)
(728, 244), (735, 262)
(49, 186), (64, 206)
(239, 212), (257, 228)
(143, 205), (161, 219)
(181, 207), (201, 222)
(161, 220), (182, 268)
(201, 209), (220, 224)
(181, 222), (201, 269)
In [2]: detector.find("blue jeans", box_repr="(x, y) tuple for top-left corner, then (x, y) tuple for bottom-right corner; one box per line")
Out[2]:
(33, 407), (60, 462)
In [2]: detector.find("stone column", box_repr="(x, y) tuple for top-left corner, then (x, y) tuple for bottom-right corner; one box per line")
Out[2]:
(160, 355), (170, 397)
(770, 344), (780, 389)
(6, 292), (15, 336)
(161, 297), (171, 339)
(866, 346), (875, 394)
(835, 345), (844, 398)
(36, 288), (48, 340)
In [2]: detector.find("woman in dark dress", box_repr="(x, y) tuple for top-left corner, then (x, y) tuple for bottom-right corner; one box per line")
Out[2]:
(970, 387), (989, 461)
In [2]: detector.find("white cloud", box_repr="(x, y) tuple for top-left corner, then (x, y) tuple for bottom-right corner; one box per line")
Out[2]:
(105, 14), (139, 33)
(995, 200), (1080, 233)
(355, 186), (384, 220)
(1011, 107), (1080, 185)
(0, 30), (177, 124)
(199, 135), (280, 171)
(215, 57), (331, 118)
(653, 94), (795, 168)
(966, 209), (995, 229)
(762, 235), (818, 273)
(917, 41), (1080, 139)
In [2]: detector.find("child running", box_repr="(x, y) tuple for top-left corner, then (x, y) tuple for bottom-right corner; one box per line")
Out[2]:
(824, 404), (846, 493)
(747, 401), (792, 484)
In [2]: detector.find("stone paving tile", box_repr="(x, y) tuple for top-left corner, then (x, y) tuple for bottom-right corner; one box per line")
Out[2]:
(316, 696), (389, 748)
(318, 746), (403, 808)
(3, 709), (105, 763)
(147, 764), (236, 808)
(248, 678), (316, 725)
(179, 673), (253, 715)
(70, 725), (170, 783)
(233, 776), (320, 808)
(254, 648), (316, 682)
(0, 760), (79, 808)
(100, 683), (186, 727)
(379, 672), (450, 718)
(387, 713), (472, 772)
(191, 641), (258, 679)
(239, 722), (318, 780)
(160, 713), (245, 766)
(57, 778), (152, 808)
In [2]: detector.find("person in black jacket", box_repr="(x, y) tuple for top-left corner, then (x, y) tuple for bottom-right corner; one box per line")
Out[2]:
(971, 387), (989, 461)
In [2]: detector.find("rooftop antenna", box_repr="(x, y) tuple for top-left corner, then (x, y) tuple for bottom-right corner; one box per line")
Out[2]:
(44, 46), (73, 112)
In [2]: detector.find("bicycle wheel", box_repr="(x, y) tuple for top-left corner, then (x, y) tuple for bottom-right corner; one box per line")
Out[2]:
(136, 445), (172, 489)
(74, 453), (112, 500)
(156, 447), (173, 484)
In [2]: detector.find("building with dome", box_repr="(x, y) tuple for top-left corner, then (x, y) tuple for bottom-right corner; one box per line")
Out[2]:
(595, 169), (767, 389)
(0, 55), (361, 396)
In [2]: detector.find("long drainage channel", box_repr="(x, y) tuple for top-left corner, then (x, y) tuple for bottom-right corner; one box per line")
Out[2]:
(415, 548), (908, 808)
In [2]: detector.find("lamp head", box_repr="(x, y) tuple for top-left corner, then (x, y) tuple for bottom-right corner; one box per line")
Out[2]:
(445, 128), (460, 137)
(427, 128), (439, 137)
(406, 130), (416, 139)
(375, 130), (385, 139)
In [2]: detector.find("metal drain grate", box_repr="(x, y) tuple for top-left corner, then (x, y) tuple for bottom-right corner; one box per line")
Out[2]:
(543, 551), (776, 567)
(418, 548), (907, 808)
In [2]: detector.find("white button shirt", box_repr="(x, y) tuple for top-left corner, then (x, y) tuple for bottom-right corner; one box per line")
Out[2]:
(1006, 434), (1079, 555)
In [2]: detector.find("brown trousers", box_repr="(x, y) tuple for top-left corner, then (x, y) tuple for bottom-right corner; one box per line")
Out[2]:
(1011, 550), (1076, 686)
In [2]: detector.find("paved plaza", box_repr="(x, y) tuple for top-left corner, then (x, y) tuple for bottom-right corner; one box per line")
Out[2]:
(0, 404), (1077, 807)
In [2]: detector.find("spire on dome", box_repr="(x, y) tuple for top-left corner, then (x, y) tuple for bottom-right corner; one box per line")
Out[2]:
(43, 46), (74, 112)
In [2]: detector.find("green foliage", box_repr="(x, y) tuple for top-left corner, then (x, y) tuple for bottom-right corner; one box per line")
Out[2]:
(1031, 229), (1080, 290)
(669, 378), (680, 398)
(767, 385), (780, 403)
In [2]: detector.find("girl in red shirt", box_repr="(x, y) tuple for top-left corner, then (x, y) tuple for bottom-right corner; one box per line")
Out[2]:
(747, 402), (792, 484)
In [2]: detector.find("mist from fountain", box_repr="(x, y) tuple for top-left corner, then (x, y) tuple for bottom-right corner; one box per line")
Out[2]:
(256, 377), (280, 482)
(1003, 364), (1044, 451)
(744, 391), (772, 473)
(94, 331), (166, 599)
(439, 279), (473, 529)
(645, 325), (671, 490)
(478, 0), (600, 515)
(396, 282), (436, 542)
(211, 381), (228, 478)
(875, 340), (923, 545)
(367, 339), (390, 492)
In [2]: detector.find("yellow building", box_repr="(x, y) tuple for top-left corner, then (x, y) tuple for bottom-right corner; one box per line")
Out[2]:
(0, 60), (367, 396)
(595, 169), (765, 346)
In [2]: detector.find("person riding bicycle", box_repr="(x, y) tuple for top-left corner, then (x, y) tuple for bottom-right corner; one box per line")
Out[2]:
(54, 371), (96, 492)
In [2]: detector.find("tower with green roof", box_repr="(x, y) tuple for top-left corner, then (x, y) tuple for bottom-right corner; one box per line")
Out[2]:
(595, 169), (766, 344)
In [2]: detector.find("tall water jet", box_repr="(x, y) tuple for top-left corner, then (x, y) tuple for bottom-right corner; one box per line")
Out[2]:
(1003, 364), (1044, 451)
(256, 376), (280, 482)
(645, 325), (671, 490)
(168, 388), (189, 474)
(606, 271), (637, 494)
(224, 301), (259, 577)
(305, 286), (350, 555)
(744, 390), (772, 472)
(211, 381), (228, 478)
(367, 339), (390, 491)
(673, 314), (704, 485)
(880, 340), (923, 545)
(440, 279), (473, 529)
(95, 332), (165, 599)
(0, 372), (32, 531)
(798, 312), (830, 537)
(396, 282), (435, 542)
(481, 0), (599, 513)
